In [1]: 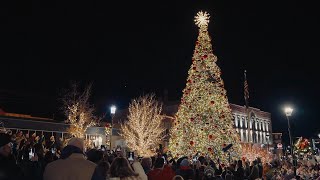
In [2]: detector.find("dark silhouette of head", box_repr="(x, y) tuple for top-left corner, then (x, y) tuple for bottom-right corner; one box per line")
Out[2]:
(109, 157), (138, 178)
(154, 157), (165, 168)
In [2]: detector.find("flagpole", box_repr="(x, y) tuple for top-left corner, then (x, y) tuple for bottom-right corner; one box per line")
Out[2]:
(244, 70), (252, 148)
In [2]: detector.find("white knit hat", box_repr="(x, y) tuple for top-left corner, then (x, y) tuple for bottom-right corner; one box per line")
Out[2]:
(68, 137), (84, 151)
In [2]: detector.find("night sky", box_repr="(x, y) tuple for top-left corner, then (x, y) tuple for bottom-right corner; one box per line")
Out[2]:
(1, 1), (320, 140)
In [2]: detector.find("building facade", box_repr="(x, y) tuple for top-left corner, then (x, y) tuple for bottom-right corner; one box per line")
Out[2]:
(0, 102), (273, 151)
(230, 104), (273, 145)
(112, 102), (273, 148)
(0, 111), (106, 148)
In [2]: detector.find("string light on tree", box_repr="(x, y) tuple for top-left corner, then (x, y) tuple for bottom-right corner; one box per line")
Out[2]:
(169, 11), (242, 163)
(63, 84), (100, 142)
(105, 123), (111, 148)
(120, 94), (166, 157)
(241, 144), (272, 164)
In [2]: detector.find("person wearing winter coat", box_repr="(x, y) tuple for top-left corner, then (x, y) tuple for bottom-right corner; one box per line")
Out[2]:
(147, 157), (176, 180)
(234, 160), (245, 180)
(248, 160), (260, 180)
(141, 157), (152, 174)
(176, 159), (194, 180)
(0, 133), (24, 180)
(109, 157), (147, 180)
(43, 137), (97, 180)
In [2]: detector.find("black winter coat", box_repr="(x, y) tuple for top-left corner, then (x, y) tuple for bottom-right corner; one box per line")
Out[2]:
(0, 154), (24, 180)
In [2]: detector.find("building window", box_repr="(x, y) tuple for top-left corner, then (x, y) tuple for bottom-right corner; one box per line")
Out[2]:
(241, 117), (244, 128)
(259, 121), (262, 131)
(233, 115), (238, 127)
(236, 116), (240, 127)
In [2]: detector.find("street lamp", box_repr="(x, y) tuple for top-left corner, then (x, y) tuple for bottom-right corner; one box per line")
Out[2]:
(110, 105), (116, 151)
(284, 107), (296, 177)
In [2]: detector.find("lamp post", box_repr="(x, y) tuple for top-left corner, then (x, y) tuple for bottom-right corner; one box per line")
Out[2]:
(110, 105), (116, 151)
(284, 107), (296, 177)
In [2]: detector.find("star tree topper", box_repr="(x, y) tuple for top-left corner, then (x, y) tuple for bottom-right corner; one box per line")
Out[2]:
(194, 11), (210, 28)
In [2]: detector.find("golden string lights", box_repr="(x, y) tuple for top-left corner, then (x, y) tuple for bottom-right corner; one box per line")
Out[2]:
(168, 11), (242, 163)
(63, 84), (99, 141)
(120, 94), (165, 157)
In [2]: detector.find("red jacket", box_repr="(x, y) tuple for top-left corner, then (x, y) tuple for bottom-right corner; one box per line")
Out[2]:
(147, 165), (176, 180)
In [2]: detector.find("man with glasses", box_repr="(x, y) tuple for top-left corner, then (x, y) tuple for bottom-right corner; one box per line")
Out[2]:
(0, 133), (23, 180)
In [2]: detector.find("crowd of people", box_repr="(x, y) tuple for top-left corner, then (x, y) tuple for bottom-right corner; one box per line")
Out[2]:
(1, 131), (320, 180)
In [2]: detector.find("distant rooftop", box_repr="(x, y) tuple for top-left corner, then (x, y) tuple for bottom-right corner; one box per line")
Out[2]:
(0, 107), (54, 121)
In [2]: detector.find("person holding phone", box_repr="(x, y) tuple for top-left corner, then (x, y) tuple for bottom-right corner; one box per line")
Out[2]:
(176, 158), (194, 180)
(128, 152), (134, 162)
(115, 146), (123, 157)
(109, 157), (147, 180)
(141, 157), (152, 174)
(147, 157), (176, 180)
(0, 133), (24, 180)
(29, 148), (35, 160)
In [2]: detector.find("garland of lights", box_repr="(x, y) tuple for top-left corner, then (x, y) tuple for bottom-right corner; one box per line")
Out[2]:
(105, 123), (111, 148)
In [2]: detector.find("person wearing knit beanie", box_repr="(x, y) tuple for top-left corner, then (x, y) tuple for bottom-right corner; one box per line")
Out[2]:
(177, 158), (194, 180)
(180, 159), (190, 167)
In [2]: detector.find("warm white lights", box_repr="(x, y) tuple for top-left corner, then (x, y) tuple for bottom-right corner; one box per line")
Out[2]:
(110, 105), (117, 115)
(284, 107), (293, 117)
(120, 95), (165, 157)
(194, 11), (210, 28)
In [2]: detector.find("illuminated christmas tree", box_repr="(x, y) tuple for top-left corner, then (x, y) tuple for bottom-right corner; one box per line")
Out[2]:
(169, 11), (242, 163)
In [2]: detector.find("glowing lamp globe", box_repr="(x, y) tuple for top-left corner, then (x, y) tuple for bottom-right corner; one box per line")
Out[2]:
(284, 107), (293, 117)
(110, 105), (117, 115)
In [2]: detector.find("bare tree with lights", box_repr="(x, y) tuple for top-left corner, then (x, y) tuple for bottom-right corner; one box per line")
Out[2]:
(120, 94), (166, 157)
(62, 83), (100, 139)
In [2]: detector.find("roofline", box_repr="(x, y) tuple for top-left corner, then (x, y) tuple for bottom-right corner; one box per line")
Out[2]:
(0, 116), (66, 125)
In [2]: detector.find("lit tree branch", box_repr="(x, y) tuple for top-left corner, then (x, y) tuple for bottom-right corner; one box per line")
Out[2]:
(62, 83), (100, 139)
(120, 94), (165, 157)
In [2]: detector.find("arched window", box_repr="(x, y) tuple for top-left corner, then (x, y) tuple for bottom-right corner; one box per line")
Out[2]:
(250, 112), (255, 130)
(233, 114), (238, 127)
(241, 116), (245, 128)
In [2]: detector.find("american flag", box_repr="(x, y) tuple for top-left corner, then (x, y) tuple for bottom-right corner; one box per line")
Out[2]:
(244, 70), (249, 108)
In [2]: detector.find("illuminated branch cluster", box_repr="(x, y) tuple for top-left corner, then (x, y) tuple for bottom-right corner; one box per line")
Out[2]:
(120, 94), (165, 157)
(105, 123), (111, 147)
(168, 11), (242, 163)
(294, 137), (311, 154)
(242, 144), (272, 164)
(63, 84), (99, 139)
